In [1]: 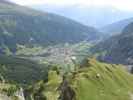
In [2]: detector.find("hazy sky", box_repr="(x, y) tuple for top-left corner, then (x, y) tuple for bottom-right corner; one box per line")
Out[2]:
(10, 0), (133, 11)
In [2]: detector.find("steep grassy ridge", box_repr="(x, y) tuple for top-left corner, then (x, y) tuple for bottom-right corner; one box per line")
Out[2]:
(26, 59), (133, 100)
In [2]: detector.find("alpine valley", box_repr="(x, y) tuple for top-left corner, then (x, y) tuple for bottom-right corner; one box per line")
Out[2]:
(0, 0), (133, 100)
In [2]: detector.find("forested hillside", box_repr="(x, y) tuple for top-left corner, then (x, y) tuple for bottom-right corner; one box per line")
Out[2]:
(92, 22), (133, 65)
(0, 0), (101, 54)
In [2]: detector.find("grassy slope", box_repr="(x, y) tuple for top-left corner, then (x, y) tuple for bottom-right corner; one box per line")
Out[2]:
(71, 59), (133, 100)
(28, 59), (133, 100)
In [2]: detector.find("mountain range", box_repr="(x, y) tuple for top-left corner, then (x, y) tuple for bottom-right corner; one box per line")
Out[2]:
(32, 5), (133, 28)
(101, 17), (133, 35)
(0, 0), (101, 54)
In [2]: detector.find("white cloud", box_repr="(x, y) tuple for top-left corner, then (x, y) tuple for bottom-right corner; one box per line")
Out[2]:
(10, 0), (133, 11)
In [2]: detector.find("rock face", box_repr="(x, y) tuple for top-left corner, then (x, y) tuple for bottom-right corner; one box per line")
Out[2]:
(14, 88), (25, 100)
(0, 83), (25, 100)
(59, 78), (75, 100)
(0, 90), (25, 100)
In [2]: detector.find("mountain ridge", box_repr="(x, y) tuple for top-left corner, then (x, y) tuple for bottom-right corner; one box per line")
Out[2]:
(92, 22), (133, 65)
(0, 0), (101, 54)
(100, 17), (133, 35)
(32, 5), (133, 28)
